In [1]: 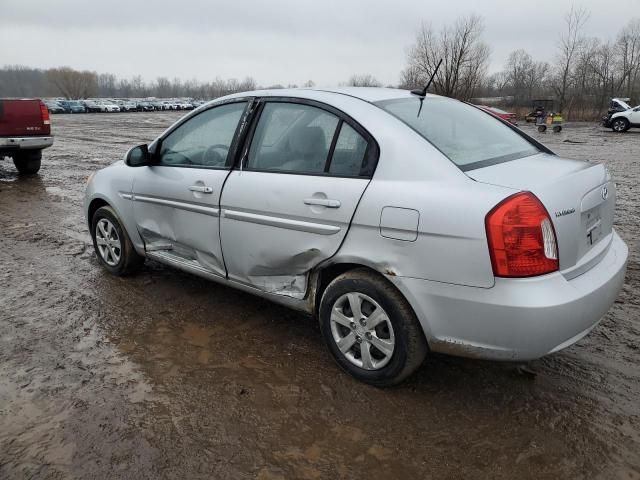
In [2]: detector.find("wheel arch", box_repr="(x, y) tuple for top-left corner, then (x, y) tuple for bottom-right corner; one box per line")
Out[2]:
(312, 261), (410, 316)
(88, 197), (110, 226)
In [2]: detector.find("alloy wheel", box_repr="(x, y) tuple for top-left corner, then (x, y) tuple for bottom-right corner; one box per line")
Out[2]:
(95, 218), (122, 266)
(329, 292), (395, 370)
(613, 120), (627, 132)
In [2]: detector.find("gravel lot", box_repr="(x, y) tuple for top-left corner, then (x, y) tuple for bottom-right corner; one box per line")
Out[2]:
(1, 112), (638, 479)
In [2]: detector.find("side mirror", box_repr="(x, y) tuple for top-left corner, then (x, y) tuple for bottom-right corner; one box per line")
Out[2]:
(125, 144), (150, 167)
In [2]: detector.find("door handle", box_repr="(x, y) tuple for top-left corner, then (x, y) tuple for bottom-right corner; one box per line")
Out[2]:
(304, 198), (341, 208)
(189, 185), (213, 194)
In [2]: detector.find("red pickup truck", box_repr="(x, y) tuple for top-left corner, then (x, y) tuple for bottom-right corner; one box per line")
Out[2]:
(0, 99), (54, 174)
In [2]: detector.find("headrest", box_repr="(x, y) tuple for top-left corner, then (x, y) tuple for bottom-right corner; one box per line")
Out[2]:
(289, 126), (326, 156)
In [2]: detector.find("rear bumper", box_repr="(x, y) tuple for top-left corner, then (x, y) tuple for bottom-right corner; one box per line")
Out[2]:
(0, 136), (54, 151)
(391, 230), (628, 361)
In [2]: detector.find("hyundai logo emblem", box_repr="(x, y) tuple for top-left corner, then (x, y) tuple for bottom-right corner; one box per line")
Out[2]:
(602, 185), (609, 200)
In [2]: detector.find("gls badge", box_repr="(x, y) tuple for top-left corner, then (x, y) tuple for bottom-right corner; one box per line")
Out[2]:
(555, 208), (575, 218)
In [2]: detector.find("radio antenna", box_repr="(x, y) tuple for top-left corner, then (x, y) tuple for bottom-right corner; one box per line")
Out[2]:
(410, 58), (442, 117)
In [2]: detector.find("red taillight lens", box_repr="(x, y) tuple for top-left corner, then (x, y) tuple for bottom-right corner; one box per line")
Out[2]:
(40, 102), (50, 125)
(485, 192), (558, 277)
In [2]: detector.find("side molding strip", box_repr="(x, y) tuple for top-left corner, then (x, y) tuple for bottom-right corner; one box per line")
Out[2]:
(223, 209), (340, 235)
(132, 194), (220, 217)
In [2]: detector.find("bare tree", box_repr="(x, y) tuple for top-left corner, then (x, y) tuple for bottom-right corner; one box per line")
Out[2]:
(403, 14), (490, 100)
(97, 73), (117, 97)
(346, 74), (381, 87)
(553, 5), (589, 112)
(46, 67), (97, 98)
(398, 64), (422, 90)
(615, 19), (640, 97)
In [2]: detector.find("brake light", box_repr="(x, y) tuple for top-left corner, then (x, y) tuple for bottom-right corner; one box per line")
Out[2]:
(485, 192), (558, 277)
(40, 102), (50, 125)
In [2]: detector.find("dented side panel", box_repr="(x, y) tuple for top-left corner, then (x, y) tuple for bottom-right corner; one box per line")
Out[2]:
(131, 166), (230, 278)
(219, 171), (369, 296)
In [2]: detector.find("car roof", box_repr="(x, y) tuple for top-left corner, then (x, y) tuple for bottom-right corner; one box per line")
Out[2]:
(220, 87), (419, 104)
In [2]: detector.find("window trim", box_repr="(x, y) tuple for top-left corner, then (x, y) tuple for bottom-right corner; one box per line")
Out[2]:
(151, 98), (251, 171)
(234, 97), (379, 179)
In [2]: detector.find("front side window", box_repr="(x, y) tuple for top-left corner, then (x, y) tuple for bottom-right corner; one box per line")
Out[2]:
(158, 102), (246, 168)
(376, 97), (539, 171)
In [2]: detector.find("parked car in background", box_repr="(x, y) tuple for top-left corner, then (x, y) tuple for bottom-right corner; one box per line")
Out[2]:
(59, 100), (87, 113)
(476, 105), (517, 125)
(150, 100), (165, 110)
(0, 98), (53, 174)
(162, 101), (177, 110)
(137, 101), (155, 111)
(603, 103), (640, 132)
(83, 100), (106, 113)
(84, 87), (627, 386)
(121, 100), (138, 112)
(101, 101), (121, 113)
(44, 100), (65, 114)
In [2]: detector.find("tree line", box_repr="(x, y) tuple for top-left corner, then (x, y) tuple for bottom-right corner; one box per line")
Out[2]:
(398, 7), (640, 119)
(1, 7), (638, 120)
(0, 66), (259, 102)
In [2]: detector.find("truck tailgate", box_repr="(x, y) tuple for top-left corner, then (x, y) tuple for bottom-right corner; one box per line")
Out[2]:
(0, 99), (50, 137)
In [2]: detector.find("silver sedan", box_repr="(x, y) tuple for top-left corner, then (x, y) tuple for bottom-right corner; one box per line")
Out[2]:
(85, 88), (628, 385)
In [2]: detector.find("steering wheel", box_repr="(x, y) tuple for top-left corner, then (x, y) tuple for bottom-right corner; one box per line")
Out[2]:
(202, 144), (230, 166)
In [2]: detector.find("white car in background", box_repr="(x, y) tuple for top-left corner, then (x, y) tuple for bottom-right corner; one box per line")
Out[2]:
(84, 87), (628, 386)
(605, 104), (640, 132)
(101, 100), (120, 113)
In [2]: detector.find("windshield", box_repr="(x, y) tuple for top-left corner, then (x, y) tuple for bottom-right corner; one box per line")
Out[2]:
(375, 97), (539, 171)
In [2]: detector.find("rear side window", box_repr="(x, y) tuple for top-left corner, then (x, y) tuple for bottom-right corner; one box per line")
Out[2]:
(328, 123), (368, 176)
(376, 97), (539, 171)
(246, 101), (375, 177)
(247, 103), (338, 174)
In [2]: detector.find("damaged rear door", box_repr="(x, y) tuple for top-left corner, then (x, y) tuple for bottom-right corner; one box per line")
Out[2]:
(131, 100), (248, 277)
(220, 98), (378, 297)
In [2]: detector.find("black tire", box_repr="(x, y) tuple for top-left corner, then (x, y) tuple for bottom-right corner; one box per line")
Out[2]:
(91, 206), (144, 276)
(553, 125), (562, 133)
(319, 269), (428, 386)
(13, 150), (42, 174)
(537, 125), (547, 133)
(611, 118), (629, 133)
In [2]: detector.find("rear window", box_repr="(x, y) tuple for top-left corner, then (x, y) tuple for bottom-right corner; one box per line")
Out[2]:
(375, 97), (538, 171)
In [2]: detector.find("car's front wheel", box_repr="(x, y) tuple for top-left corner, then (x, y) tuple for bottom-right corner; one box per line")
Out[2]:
(91, 206), (144, 276)
(13, 150), (42, 174)
(319, 269), (427, 386)
(612, 118), (629, 132)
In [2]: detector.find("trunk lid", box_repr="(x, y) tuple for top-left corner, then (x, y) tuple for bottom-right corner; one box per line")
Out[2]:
(467, 153), (615, 273)
(0, 99), (50, 137)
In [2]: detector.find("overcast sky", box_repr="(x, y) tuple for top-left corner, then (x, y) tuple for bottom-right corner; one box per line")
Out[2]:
(1, 0), (637, 86)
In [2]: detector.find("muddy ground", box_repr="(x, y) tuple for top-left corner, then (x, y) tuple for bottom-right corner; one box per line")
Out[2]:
(1, 112), (638, 479)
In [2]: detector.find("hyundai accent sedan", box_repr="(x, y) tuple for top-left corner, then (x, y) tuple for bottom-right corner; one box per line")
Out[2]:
(84, 88), (628, 386)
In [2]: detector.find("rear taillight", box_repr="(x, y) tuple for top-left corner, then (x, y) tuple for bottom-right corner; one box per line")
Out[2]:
(485, 192), (558, 278)
(40, 102), (50, 125)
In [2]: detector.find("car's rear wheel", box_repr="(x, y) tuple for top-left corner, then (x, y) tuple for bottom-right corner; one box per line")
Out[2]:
(91, 206), (144, 276)
(13, 150), (42, 174)
(612, 118), (629, 133)
(319, 269), (427, 386)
